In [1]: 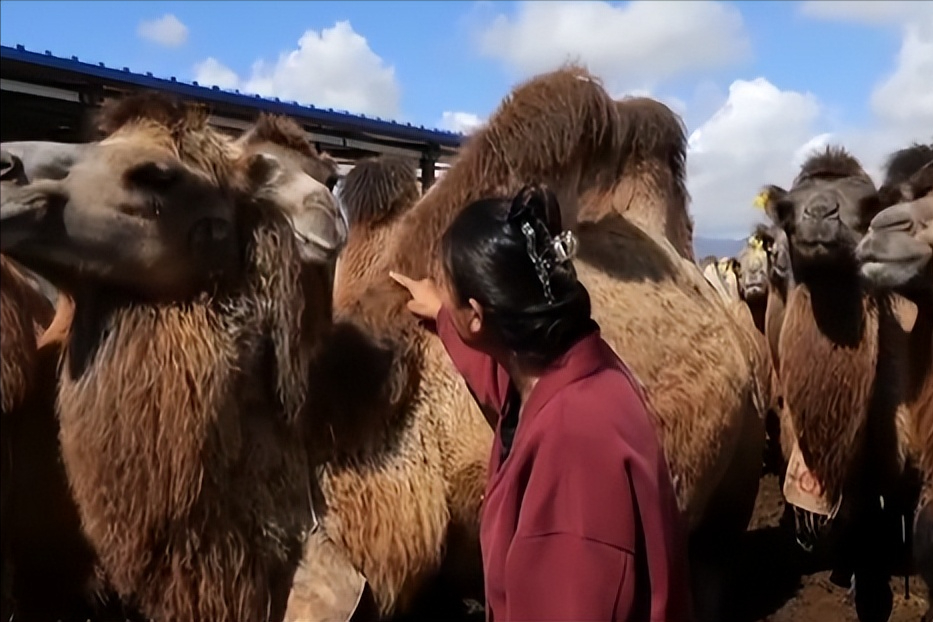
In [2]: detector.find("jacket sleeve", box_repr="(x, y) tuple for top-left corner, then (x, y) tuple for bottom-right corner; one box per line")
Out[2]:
(435, 305), (510, 417)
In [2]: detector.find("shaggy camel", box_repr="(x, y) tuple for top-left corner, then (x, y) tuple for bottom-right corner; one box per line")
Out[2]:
(306, 66), (766, 622)
(0, 150), (58, 620)
(0, 95), (345, 622)
(763, 145), (916, 622)
(856, 153), (933, 621)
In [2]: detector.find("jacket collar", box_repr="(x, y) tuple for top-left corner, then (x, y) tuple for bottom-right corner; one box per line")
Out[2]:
(521, 321), (607, 420)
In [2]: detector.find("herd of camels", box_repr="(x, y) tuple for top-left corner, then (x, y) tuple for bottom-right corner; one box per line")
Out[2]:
(0, 64), (931, 622)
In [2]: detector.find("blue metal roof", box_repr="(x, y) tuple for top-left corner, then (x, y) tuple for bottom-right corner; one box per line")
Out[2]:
(0, 44), (465, 150)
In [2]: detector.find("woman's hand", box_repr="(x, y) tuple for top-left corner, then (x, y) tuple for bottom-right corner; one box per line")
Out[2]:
(389, 271), (443, 321)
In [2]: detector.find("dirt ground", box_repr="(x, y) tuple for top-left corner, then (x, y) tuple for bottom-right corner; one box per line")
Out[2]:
(736, 475), (928, 622)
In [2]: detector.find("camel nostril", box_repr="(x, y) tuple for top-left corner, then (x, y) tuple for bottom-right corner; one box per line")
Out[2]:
(803, 202), (840, 221)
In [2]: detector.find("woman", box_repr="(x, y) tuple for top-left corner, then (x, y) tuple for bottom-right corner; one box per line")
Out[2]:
(390, 184), (692, 621)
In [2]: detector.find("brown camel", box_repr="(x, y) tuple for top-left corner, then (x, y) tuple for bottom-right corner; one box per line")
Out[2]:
(579, 96), (695, 261)
(302, 66), (766, 622)
(0, 254), (55, 621)
(0, 150), (58, 620)
(1, 97), (347, 621)
(0, 95), (344, 622)
(856, 148), (933, 621)
(763, 145), (915, 622)
(333, 155), (421, 305)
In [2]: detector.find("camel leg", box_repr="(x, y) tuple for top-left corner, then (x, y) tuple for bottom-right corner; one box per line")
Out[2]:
(846, 497), (893, 622)
(689, 405), (764, 622)
(914, 496), (933, 622)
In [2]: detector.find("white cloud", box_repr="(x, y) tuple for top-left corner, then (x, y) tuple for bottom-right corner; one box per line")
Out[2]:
(192, 21), (400, 118)
(799, 1), (928, 26)
(438, 111), (484, 134)
(475, 1), (750, 93)
(686, 78), (826, 238)
(870, 19), (933, 129)
(137, 14), (189, 48)
(192, 58), (239, 90)
(687, 5), (933, 239)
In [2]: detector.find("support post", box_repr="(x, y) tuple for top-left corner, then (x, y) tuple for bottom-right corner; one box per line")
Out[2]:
(420, 152), (437, 191)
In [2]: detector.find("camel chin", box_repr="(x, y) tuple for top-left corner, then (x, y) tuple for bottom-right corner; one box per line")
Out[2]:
(859, 257), (930, 291)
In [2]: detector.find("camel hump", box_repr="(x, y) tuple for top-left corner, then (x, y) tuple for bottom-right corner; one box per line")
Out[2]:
(794, 145), (870, 186)
(881, 142), (933, 190)
(479, 63), (624, 179)
(615, 96), (687, 174)
(340, 156), (420, 228)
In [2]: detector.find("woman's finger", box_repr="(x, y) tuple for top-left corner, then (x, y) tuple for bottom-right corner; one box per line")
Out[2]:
(388, 271), (414, 290)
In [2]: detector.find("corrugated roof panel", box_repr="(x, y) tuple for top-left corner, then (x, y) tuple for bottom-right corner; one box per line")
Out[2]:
(0, 44), (465, 149)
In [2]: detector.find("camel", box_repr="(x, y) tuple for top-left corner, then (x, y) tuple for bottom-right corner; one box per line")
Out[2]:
(0, 94), (345, 622)
(856, 149), (933, 621)
(760, 145), (917, 622)
(333, 155), (421, 304)
(301, 66), (766, 622)
(0, 149), (59, 620)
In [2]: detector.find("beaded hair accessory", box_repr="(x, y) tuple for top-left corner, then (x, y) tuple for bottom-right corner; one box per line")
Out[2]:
(519, 220), (579, 304)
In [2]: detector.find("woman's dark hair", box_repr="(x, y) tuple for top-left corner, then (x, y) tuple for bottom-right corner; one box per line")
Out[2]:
(441, 183), (595, 368)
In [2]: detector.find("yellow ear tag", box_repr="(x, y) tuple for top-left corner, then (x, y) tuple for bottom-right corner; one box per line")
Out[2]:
(753, 190), (769, 211)
(748, 236), (764, 251)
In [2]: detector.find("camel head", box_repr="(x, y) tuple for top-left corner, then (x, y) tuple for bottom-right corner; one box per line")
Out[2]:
(235, 113), (347, 265)
(877, 142), (933, 209)
(755, 187), (793, 288)
(856, 194), (933, 295)
(0, 93), (247, 301)
(1, 140), (92, 183)
(735, 225), (775, 302)
(765, 146), (880, 276)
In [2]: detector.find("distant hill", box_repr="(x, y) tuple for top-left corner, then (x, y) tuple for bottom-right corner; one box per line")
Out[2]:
(693, 236), (746, 261)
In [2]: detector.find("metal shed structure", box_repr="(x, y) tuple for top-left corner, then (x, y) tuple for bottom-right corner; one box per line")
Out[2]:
(0, 44), (466, 188)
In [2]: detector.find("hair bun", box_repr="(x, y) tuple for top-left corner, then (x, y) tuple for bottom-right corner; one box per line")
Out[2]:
(507, 183), (563, 237)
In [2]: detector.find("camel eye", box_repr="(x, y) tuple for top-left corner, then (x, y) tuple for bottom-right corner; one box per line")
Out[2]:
(125, 161), (182, 191)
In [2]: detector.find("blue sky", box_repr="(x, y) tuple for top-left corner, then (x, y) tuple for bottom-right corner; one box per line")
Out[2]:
(1, 1), (929, 238)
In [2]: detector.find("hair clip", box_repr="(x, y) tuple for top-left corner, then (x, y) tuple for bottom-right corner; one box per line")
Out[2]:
(520, 221), (555, 303)
(551, 230), (578, 264)
(519, 222), (579, 304)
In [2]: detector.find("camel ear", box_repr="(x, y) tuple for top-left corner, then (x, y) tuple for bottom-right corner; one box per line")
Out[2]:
(245, 152), (283, 188)
(755, 185), (788, 226)
(0, 149), (26, 184)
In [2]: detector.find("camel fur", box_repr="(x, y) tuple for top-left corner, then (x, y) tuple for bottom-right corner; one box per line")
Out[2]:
(1, 94), (330, 622)
(579, 96), (695, 261)
(306, 65), (766, 622)
(0, 255), (56, 619)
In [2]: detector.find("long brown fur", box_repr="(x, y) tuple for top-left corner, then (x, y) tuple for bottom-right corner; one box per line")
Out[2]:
(579, 96), (694, 260)
(794, 145), (872, 186)
(0, 255), (56, 618)
(339, 156), (420, 228)
(54, 98), (317, 621)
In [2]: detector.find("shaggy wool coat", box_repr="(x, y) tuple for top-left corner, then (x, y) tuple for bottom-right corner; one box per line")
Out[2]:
(435, 307), (693, 622)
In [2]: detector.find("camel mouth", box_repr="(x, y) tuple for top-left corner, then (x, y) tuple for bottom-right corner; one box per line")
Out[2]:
(859, 256), (931, 292)
(743, 283), (768, 300)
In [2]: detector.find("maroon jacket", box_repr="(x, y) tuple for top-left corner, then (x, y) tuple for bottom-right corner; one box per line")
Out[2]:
(436, 307), (692, 622)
